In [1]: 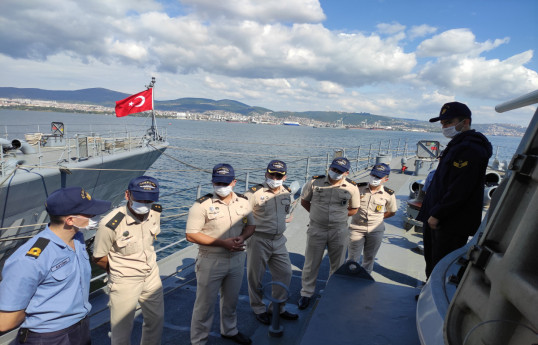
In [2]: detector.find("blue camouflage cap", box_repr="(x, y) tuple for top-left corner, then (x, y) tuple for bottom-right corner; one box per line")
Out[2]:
(371, 163), (390, 178)
(212, 163), (235, 184)
(128, 176), (160, 202)
(45, 187), (111, 216)
(330, 157), (350, 173)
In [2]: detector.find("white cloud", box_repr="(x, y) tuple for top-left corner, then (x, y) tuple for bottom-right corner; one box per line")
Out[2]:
(408, 25), (437, 40)
(417, 29), (509, 57)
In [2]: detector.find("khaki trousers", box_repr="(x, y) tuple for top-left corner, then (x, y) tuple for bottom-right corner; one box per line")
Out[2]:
(246, 233), (292, 314)
(190, 251), (245, 345)
(348, 226), (385, 274)
(300, 223), (348, 297)
(107, 267), (164, 345)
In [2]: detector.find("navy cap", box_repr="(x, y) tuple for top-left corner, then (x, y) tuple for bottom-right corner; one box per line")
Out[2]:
(330, 157), (350, 173)
(45, 187), (111, 216)
(267, 160), (287, 175)
(429, 102), (472, 122)
(128, 176), (159, 202)
(212, 163), (235, 184)
(371, 163), (390, 178)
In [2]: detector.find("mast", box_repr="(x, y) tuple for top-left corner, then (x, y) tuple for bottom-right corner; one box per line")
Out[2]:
(146, 77), (157, 140)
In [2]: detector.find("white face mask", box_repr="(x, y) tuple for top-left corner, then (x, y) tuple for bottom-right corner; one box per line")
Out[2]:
(442, 120), (465, 138)
(214, 185), (233, 197)
(266, 178), (283, 189)
(369, 176), (383, 186)
(71, 216), (98, 230)
(130, 201), (152, 214)
(328, 170), (344, 180)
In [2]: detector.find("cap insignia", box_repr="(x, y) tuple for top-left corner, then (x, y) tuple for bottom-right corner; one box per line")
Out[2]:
(335, 159), (346, 166)
(80, 188), (92, 200)
(216, 167), (230, 175)
(138, 180), (157, 190)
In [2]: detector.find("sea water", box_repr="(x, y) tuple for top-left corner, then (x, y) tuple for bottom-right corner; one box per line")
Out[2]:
(0, 110), (522, 257)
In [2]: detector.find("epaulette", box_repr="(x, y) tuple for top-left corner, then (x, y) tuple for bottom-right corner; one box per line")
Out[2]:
(283, 185), (291, 192)
(26, 237), (50, 259)
(357, 182), (368, 187)
(384, 186), (395, 195)
(151, 203), (162, 213)
(196, 193), (213, 204)
(236, 193), (248, 200)
(248, 184), (264, 193)
(106, 212), (125, 230)
(312, 175), (325, 179)
(345, 177), (357, 186)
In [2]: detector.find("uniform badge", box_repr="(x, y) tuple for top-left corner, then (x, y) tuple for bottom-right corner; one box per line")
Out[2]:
(209, 206), (214, 212)
(376, 205), (383, 212)
(453, 160), (468, 168)
(242, 217), (247, 224)
(123, 231), (129, 237)
(341, 200), (347, 206)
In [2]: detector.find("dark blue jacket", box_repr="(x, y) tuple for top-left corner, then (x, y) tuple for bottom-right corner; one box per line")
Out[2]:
(417, 130), (493, 236)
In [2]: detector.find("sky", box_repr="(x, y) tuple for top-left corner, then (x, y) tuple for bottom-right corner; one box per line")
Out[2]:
(0, 0), (537, 126)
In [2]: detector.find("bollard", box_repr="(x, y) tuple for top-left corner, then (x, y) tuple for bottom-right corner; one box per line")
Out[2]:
(261, 281), (290, 337)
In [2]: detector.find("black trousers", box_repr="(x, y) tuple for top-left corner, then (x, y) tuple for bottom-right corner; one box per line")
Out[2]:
(16, 316), (90, 345)
(424, 223), (469, 278)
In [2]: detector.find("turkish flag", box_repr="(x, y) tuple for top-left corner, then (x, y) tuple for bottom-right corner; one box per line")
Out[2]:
(115, 89), (153, 117)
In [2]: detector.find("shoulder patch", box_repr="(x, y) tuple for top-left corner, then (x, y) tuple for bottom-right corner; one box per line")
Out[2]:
(384, 186), (394, 195)
(236, 193), (248, 200)
(283, 185), (291, 192)
(196, 193), (213, 204)
(312, 175), (325, 179)
(357, 182), (368, 187)
(151, 203), (162, 213)
(26, 237), (50, 259)
(345, 177), (357, 186)
(106, 212), (125, 230)
(248, 184), (264, 193)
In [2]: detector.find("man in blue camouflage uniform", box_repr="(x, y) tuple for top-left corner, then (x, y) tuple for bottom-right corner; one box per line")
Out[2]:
(0, 187), (110, 344)
(417, 102), (492, 278)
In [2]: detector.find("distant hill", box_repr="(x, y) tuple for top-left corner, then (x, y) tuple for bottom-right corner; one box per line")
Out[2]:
(0, 87), (271, 115)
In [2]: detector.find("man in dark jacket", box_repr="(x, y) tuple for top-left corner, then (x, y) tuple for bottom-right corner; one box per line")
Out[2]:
(418, 102), (492, 278)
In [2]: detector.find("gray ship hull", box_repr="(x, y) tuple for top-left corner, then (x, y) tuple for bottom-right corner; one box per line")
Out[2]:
(0, 142), (167, 271)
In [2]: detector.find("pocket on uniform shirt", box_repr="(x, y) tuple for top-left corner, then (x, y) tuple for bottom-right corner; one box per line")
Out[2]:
(115, 238), (142, 255)
(50, 257), (75, 281)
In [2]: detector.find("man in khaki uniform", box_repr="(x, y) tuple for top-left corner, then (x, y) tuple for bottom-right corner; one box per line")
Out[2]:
(186, 163), (256, 345)
(298, 157), (360, 310)
(348, 163), (397, 274)
(245, 160), (299, 325)
(93, 176), (164, 345)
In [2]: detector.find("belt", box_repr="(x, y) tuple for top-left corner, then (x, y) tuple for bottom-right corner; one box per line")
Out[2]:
(198, 250), (245, 258)
(19, 316), (88, 341)
(253, 232), (283, 240)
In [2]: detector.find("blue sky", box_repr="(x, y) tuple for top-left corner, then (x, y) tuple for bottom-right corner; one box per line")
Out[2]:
(0, 0), (536, 126)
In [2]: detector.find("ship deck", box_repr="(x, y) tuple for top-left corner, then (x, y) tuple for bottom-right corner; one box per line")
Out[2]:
(0, 156), (427, 345)
(89, 156), (426, 345)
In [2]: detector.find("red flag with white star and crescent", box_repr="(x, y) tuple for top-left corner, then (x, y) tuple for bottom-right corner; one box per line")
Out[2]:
(115, 89), (153, 117)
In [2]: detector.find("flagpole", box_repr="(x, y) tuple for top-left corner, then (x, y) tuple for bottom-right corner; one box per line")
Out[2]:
(146, 77), (157, 140)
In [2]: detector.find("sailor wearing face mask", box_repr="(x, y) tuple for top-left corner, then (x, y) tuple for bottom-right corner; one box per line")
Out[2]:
(417, 102), (492, 278)
(186, 163), (256, 345)
(244, 160), (298, 325)
(0, 187), (110, 344)
(298, 157), (361, 310)
(347, 164), (397, 274)
(92, 176), (164, 345)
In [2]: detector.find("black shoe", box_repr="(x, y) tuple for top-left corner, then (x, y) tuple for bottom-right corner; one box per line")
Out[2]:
(279, 310), (299, 320)
(298, 296), (311, 310)
(255, 312), (270, 325)
(267, 309), (299, 320)
(221, 331), (252, 345)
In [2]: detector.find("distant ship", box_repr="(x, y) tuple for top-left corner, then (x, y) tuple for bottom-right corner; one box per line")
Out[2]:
(0, 80), (168, 272)
(283, 121), (300, 126)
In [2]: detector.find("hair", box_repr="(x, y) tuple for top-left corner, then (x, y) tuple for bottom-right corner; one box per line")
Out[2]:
(48, 214), (66, 225)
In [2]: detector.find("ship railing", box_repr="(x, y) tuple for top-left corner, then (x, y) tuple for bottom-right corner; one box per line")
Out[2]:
(0, 127), (167, 175)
